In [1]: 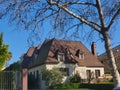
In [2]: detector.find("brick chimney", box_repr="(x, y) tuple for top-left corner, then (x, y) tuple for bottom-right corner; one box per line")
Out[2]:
(91, 42), (97, 56)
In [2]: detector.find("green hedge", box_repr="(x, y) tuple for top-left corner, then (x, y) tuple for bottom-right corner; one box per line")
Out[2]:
(50, 82), (114, 90)
(51, 83), (80, 89)
(80, 82), (114, 90)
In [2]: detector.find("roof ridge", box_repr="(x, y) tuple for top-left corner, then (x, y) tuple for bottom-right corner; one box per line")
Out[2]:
(98, 44), (120, 56)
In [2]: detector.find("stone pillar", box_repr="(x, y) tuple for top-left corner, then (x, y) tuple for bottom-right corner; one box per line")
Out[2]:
(22, 68), (28, 90)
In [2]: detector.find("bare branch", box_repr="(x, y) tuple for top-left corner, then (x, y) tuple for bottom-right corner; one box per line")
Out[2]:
(49, 0), (101, 33)
(63, 1), (96, 7)
(96, 0), (106, 28)
(89, 21), (101, 28)
(107, 8), (120, 30)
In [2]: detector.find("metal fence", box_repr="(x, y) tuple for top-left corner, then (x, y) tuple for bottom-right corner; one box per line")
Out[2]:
(0, 71), (21, 90)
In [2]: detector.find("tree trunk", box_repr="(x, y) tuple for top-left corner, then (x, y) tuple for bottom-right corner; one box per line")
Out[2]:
(103, 31), (120, 87)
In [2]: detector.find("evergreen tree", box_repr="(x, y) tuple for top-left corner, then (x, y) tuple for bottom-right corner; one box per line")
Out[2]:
(0, 32), (11, 70)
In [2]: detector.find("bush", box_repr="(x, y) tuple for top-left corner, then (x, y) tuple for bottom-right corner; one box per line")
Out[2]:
(51, 82), (114, 90)
(80, 82), (114, 90)
(52, 83), (80, 89)
(69, 74), (81, 83)
(42, 68), (64, 88)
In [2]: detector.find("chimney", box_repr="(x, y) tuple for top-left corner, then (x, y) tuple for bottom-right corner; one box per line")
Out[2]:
(91, 42), (97, 56)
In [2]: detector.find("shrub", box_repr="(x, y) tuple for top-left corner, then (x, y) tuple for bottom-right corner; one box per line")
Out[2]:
(80, 82), (114, 90)
(51, 82), (114, 90)
(42, 68), (64, 88)
(69, 74), (81, 83)
(52, 83), (80, 89)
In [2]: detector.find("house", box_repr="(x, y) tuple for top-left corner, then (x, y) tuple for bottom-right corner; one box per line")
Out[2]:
(22, 39), (104, 88)
(98, 45), (120, 73)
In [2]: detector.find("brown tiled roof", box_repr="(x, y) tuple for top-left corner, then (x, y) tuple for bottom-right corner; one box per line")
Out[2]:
(26, 44), (41, 56)
(22, 44), (41, 68)
(28, 39), (103, 68)
(26, 47), (35, 57)
(98, 45), (120, 72)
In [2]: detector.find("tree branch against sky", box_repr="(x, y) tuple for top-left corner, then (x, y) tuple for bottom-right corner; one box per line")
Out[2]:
(0, 0), (120, 88)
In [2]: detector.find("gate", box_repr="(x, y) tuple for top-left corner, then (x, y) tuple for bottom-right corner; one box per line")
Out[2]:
(0, 71), (21, 90)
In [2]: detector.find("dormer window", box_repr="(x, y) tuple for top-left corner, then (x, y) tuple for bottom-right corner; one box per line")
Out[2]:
(76, 49), (84, 59)
(34, 54), (37, 59)
(79, 53), (84, 59)
(65, 48), (71, 54)
(55, 49), (65, 61)
(58, 54), (65, 61)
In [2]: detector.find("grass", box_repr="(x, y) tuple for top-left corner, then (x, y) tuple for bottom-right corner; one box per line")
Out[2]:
(69, 88), (93, 90)
(48, 88), (93, 90)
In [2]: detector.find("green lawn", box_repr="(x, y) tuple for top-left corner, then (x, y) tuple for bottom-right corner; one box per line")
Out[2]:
(69, 88), (93, 90)
(49, 88), (93, 90)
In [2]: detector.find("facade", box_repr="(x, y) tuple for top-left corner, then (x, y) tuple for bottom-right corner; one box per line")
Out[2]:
(22, 39), (104, 87)
(98, 45), (120, 73)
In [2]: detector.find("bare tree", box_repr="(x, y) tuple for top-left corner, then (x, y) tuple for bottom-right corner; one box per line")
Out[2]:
(0, 0), (120, 88)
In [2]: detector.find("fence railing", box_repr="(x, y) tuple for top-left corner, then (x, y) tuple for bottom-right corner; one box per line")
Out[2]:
(0, 71), (21, 90)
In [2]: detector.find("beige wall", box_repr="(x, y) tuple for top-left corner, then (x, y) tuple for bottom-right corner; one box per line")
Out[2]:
(28, 65), (45, 77)
(76, 66), (104, 79)
(45, 62), (76, 82)
(46, 62), (76, 77)
(28, 63), (104, 81)
(28, 62), (76, 82)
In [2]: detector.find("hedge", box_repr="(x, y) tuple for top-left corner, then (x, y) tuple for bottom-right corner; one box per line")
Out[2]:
(80, 82), (114, 90)
(51, 83), (80, 89)
(50, 82), (114, 90)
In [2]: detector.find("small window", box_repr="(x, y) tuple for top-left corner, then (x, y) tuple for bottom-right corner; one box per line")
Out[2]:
(95, 70), (100, 78)
(76, 49), (80, 56)
(34, 71), (36, 77)
(86, 70), (91, 79)
(30, 72), (32, 75)
(65, 48), (71, 54)
(34, 54), (37, 59)
(79, 53), (84, 59)
(36, 70), (39, 78)
(58, 54), (65, 61)
(76, 49), (84, 59)
(54, 49), (59, 58)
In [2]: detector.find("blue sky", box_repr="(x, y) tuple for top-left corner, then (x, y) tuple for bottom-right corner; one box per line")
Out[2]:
(0, 19), (29, 64)
(0, 18), (120, 66)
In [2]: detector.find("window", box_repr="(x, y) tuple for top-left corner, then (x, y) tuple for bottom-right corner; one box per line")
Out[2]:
(79, 53), (84, 59)
(34, 71), (35, 77)
(86, 70), (91, 79)
(36, 70), (39, 78)
(95, 70), (100, 78)
(34, 54), (37, 59)
(65, 48), (71, 54)
(29, 72), (32, 76)
(76, 49), (84, 59)
(58, 54), (65, 61)
(59, 68), (69, 76)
